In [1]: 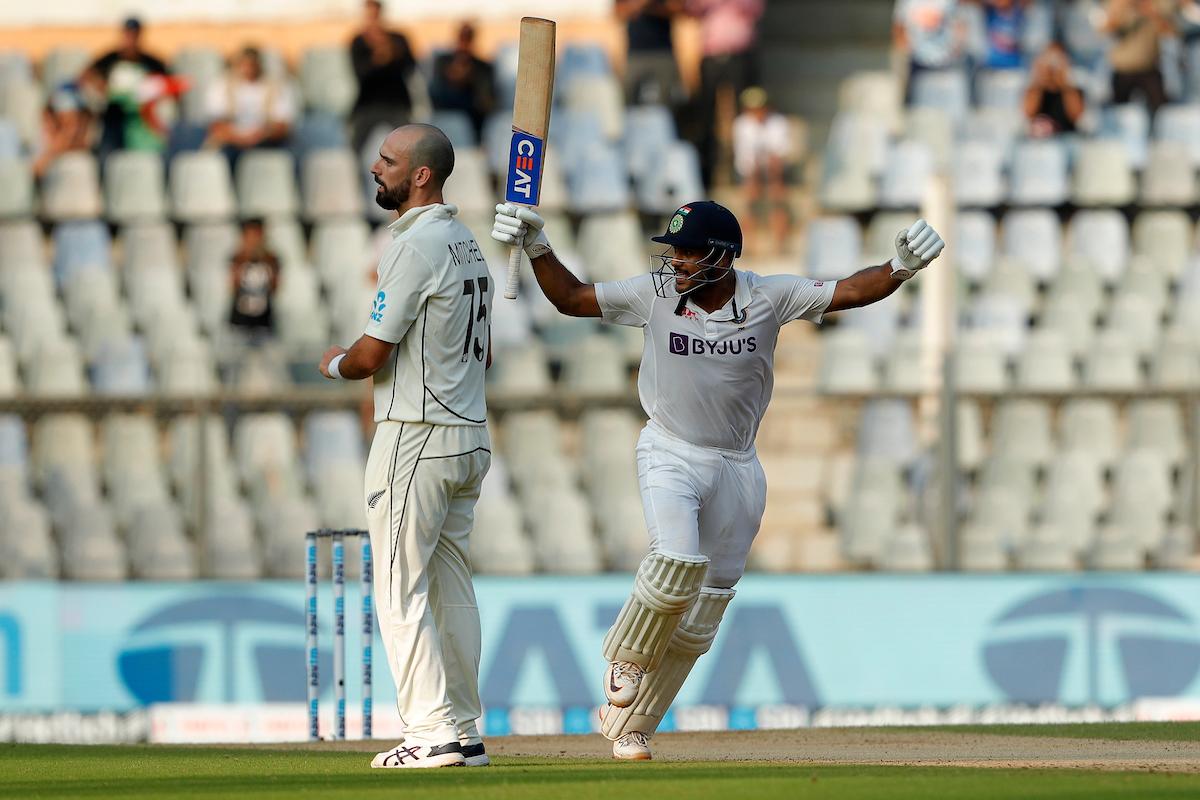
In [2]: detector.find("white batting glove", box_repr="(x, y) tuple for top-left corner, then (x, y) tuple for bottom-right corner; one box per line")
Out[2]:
(492, 203), (552, 258)
(890, 218), (945, 281)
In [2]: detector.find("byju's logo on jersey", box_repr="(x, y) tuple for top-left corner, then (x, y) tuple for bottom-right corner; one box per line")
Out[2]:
(669, 332), (757, 357)
(370, 291), (387, 323)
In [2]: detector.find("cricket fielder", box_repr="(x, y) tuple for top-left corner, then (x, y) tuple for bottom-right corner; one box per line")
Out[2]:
(320, 124), (494, 769)
(492, 200), (944, 760)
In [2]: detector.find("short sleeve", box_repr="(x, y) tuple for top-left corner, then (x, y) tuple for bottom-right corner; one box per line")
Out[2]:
(205, 80), (228, 121)
(595, 274), (656, 327)
(759, 274), (836, 324)
(363, 243), (435, 344)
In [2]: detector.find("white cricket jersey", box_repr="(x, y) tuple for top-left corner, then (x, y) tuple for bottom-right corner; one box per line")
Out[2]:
(595, 270), (835, 451)
(364, 203), (492, 425)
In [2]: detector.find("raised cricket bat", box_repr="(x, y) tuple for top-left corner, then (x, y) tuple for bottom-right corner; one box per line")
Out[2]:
(503, 17), (556, 300)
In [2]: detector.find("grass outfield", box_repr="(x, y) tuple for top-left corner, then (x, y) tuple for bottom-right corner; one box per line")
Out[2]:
(3, 723), (1199, 800)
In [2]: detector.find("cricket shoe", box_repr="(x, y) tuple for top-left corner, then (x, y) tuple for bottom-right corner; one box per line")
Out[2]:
(462, 742), (490, 767)
(604, 661), (645, 708)
(371, 740), (465, 768)
(612, 731), (652, 761)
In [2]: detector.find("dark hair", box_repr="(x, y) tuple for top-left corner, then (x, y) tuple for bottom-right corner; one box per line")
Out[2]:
(242, 217), (265, 231)
(409, 124), (455, 188)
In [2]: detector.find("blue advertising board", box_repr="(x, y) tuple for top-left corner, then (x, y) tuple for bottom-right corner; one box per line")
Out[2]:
(3, 575), (1200, 719)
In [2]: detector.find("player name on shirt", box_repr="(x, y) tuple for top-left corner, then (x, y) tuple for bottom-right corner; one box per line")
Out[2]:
(447, 239), (487, 267)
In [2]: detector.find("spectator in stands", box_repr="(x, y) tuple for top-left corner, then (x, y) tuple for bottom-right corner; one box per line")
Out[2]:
(81, 16), (168, 159)
(350, 0), (421, 153)
(893, 0), (969, 100)
(32, 83), (93, 178)
(204, 46), (296, 166)
(687, 0), (766, 187)
(1024, 41), (1085, 136)
(228, 218), (281, 345)
(732, 87), (792, 255)
(1103, 0), (1174, 114)
(429, 22), (496, 142)
(617, 0), (686, 106)
(975, 0), (1029, 69)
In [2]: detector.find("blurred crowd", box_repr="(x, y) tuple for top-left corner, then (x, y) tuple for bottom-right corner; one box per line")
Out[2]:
(894, 0), (1200, 134)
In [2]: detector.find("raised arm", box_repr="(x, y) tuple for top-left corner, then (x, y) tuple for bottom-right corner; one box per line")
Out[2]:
(825, 219), (945, 314)
(492, 204), (602, 317)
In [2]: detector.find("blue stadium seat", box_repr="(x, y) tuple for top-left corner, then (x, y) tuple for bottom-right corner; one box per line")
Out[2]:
(557, 43), (612, 97)
(1153, 104), (1200, 167)
(976, 69), (1029, 111)
(430, 110), (477, 149)
(567, 143), (630, 213)
(636, 141), (703, 214)
(1099, 104), (1150, 169)
(1008, 138), (1069, 206)
(624, 104), (677, 177)
(0, 414), (26, 469)
(292, 112), (349, 159)
(0, 120), (21, 159)
(51, 221), (112, 288)
(92, 337), (152, 395)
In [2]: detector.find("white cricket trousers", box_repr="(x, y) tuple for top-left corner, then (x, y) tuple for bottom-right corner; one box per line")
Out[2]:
(636, 421), (767, 589)
(364, 420), (491, 744)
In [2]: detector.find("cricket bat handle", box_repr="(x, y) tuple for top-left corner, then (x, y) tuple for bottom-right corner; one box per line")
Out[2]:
(504, 245), (522, 300)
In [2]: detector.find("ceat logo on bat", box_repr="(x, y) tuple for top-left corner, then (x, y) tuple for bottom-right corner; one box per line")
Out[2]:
(506, 131), (545, 205)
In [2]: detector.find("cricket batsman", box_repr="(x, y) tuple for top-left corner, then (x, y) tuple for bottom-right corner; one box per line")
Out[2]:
(320, 124), (493, 768)
(492, 199), (944, 760)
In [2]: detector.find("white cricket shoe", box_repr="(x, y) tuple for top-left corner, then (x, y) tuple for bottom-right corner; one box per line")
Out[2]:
(462, 742), (490, 767)
(612, 731), (652, 761)
(604, 661), (645, 708)
(371, 740), (466, 768)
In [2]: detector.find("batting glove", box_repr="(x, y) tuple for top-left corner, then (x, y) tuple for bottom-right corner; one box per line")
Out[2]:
(492, 203), (553, 258)
(890, 218), (945, 281)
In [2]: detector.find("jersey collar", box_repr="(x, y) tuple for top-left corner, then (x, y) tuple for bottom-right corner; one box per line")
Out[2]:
(681, 270), (753, 322)
(387, 203), (460, 238)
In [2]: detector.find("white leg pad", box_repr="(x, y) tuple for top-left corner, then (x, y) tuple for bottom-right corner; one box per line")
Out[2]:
(601, 586), (734, 740)
(602, 551), (709, 671)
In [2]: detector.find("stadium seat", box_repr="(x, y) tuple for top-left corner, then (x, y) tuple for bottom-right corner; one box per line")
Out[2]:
(970, 486), (1032, 553)
(905, 107), (953, 170)
(472, 492), (536, 575)
(1072, 140), (1135, 206)
(564, 74), (624, 140)
(299, 46), (358, 116)
(1153, 527), (1195, 570)
(27, 336), (87, 397)
(1099, 104), (1150, 169)
(105, 150), (166, 223)
(52, 220), (112, 288)
(173, 46), (225, 123)
(0, 158), (32, 218)
(1140, 141), (1196, 207)
(0, 502), (58, 579)
(302, 148), (363, 220)
(567, 143), (631, 213)
(430, 110), (478, 149)
(119, 219), (176, 273)
(92, 336), (152, 395)
(979, 454), (1038, 499)
(127, 503), (197, 579)
(0, 219), (46, 269)
(257, 496), (321, 578)
(982, 257), (1037, 316)
(1082, 329), (1143, 391)
(839, 488), (900, 566)
(40, 46), (90, 93)
(1153, 104), (1200, 167)
(958, 522), (1008, 571)
(975, 68), (1028, 111)
(200, 500), (262, 579)
(960, 107), (1024, 168)
(0, 337), (17, 397)
(825, 111), (889, 177)
(442, 147), (493, 214)
(880, 525), (934, 572)
(857, 399), (917, 464)
(1043, 450), (1107, 516)
(881, 329), (924, 393)
(1088, 524), (1144, 570)
(41, 151), (102, 221)
(805, 216), (862, 281)
(817, 327), (878, 394)
(1001, 209), (1061, 282)
(561, 334), (627, 395)
(1008, 139), (1069, 206)
(1128, 399), (1186, 467)
(967, 291), (1027, 356)
(1103, 294), (1162, 356)
(953, 211), (996, 284)
(1059, 398), (1120, 466)
(302, 411), (363, 481)
(910, 68), (969, 121)
(624, 104), (678, 177)
(1150, 327), (1200, 389)
(156, 338), (218, 396)
(58, 504), (127, 581)
(1014, 328), (1075, 392)
(952, 141), (1004, 208)
(1133, 211), (1191, 279)
(1017, 523), (1078, 571)
(637, 141), (704, 214)
(1066, 210), (1129, 283)
(170, 151), (236, 222)
(879, 139), (932, 208)
(236, 149), (298, 218)
(838, 70), (902, 131)
(992, 399), (1053, 466)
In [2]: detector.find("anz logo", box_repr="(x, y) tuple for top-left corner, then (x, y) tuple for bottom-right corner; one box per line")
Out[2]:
(370, 291), (387, 324)
(669, 332), (757, 357)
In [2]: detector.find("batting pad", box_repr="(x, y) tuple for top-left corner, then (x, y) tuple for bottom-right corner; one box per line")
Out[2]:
(601, 586), (734, 740)
(602, 551), (709, 671)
